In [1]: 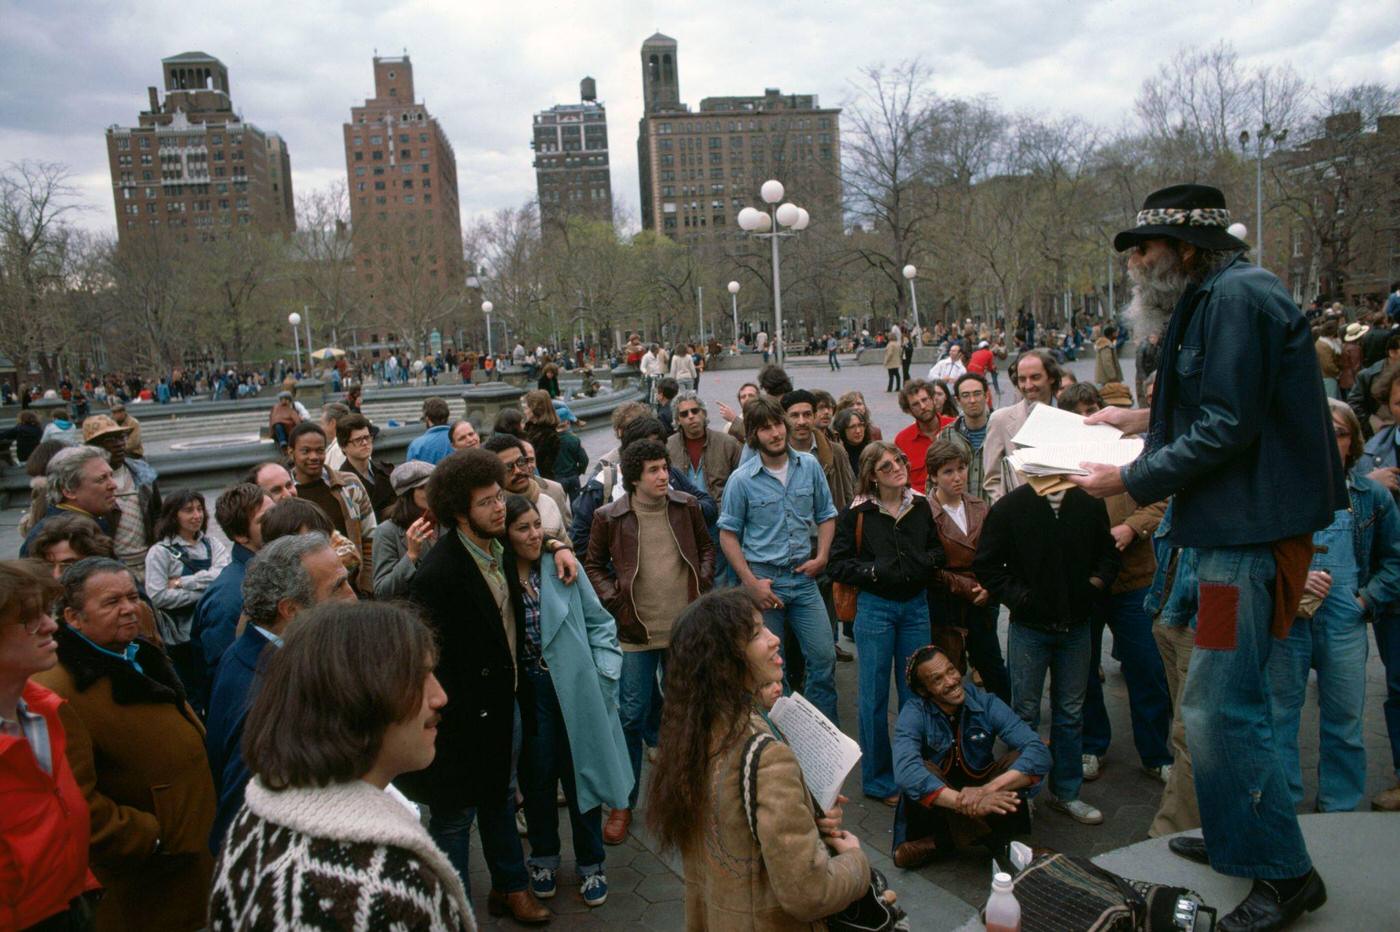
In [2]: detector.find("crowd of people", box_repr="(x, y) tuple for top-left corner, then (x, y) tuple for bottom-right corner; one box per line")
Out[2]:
(3, 183), (1399, 932)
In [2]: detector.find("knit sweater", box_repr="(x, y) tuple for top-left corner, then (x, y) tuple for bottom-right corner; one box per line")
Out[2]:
(208, 778), (474, 931)
(629, 495), (688, 651)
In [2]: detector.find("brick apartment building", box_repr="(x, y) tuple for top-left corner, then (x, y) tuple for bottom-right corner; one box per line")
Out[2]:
(532, 77), (613, 230)
(343, 54), (464, 298)
(104, 52), (294, 245)
(634, 32), (841, 245)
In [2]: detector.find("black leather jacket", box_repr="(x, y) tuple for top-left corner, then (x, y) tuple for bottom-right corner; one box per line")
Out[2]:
(1124, 255), (1346, 547)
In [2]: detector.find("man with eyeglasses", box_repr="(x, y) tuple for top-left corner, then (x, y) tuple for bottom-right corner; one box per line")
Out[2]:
(337, 413), (394, 520)
(943, 373), (993, 500)
(667, 392), (742, 509)
(484, 433), (569, 541)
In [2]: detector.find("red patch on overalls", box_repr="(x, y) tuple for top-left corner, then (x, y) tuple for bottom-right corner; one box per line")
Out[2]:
(1196, 583), (1239, 650)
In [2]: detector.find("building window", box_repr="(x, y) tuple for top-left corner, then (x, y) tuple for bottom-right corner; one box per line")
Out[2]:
(419, 132), (428, 142)
(420, 148), (429, 158)
(423, 194), (431, 203)
(370, 135), (382, 144)
(421, 164), (430, 173)
(355, 166), (366, 176)
(404, 195), (415, 204)
(354, 151), (363, 161)
(374, 181), (386, 190)
(371, 151), (383, 161)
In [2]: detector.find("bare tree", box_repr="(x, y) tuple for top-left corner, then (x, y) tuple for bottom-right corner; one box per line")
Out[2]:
(291, 181), (362, 345)
(0, 161), (86, 385)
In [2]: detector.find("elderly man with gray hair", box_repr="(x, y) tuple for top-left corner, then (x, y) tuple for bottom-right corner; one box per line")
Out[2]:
(19, 446), (118, 557)
(204, 532), (356, 850)
(665, 390), (742, 508)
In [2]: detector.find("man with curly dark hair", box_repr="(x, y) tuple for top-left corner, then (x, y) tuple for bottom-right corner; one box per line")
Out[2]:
(402, 449), (577, 924)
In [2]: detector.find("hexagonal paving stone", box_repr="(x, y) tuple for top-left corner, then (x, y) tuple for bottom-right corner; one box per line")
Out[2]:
(634, 872), (686, 904)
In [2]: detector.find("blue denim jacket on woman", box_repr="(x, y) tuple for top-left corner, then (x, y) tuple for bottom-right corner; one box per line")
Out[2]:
(1339, 468), (1400, 620)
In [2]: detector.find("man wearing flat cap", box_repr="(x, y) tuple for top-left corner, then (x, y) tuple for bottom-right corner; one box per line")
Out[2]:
(1072, 184), (1343, 932)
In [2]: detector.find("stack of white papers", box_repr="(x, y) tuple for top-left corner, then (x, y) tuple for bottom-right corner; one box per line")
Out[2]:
(1008, 404), (1144, 488)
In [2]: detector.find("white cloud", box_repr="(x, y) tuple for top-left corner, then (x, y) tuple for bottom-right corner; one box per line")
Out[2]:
(1, 0), (1396, 235)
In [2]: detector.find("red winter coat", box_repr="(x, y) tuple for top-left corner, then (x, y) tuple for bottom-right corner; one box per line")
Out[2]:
(0, 681), (99, 929)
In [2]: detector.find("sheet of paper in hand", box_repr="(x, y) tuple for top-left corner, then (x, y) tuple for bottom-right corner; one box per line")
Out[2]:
(769, 692), (862, 812)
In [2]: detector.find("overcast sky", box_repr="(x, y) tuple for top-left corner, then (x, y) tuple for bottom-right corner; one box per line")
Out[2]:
(3, 0), (1398, 236)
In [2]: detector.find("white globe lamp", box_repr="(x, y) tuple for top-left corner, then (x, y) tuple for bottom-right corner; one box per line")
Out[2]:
(760, 179), (785, 204)
(775, 202), (800, 227)
(1227, 222), (1248, 241)
(902, 264), (917, 280)
(727, 280), (740, 295)
(481, 301), (493, 314)
(288, 312), (302, 326)
(753, 212), (772, 233)
(736, 207), (761, 231)
(793, 207), (810, 231)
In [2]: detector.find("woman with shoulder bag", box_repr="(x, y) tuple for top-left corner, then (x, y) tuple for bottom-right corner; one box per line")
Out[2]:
(828, 442), (946, 806)
(647, 589), (873, 931)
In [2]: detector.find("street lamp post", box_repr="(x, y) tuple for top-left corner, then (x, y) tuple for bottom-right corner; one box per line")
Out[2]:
(737, 180), (810, 367)
(481, 301), (495, 357)
(288, 312), (303, 373)
(727, 280), (741, 349)
(902, 264), (922, 335)
(1238, 125), (1287, 269)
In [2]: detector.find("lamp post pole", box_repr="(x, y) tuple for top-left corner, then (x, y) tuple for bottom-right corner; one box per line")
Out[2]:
(482, 301), (495, 357)
(902, 264), (921, 335)
(288, 312), (303, 373)
(728, 280), (741, 349)
(738, 181), (809, 368)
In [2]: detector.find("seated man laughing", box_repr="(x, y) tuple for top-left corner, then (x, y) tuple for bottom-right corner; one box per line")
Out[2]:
(891, 645), (1050, 870)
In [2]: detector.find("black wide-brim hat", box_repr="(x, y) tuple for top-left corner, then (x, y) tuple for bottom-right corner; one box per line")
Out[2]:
(1113, 183), (1249, 253)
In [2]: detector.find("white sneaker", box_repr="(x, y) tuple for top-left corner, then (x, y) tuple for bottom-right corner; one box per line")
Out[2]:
(1081, 754), (1102, 781)
(1145, 764), (1172, 784)
(1048, 797), (1104, 825)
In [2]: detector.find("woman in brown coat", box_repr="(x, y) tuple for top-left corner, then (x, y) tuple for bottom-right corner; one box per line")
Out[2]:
(33, 557), (216, 931)
(647, 589), (869, 930)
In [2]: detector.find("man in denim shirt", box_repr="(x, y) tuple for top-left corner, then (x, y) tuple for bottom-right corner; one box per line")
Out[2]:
(891, 646), (1049, 871)
(1075, 185), (1342, 932)
(719, 397), (840, 722)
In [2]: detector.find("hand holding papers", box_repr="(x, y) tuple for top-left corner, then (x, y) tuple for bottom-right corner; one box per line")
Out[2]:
(769, 692), (861, 812)
(1009, 404), (1144, 493)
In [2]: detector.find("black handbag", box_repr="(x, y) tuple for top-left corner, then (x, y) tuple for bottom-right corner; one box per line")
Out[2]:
(740, 732), (910, 932)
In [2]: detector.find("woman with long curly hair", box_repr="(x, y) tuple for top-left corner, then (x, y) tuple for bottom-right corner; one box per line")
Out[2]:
(647, 589), (869, 929)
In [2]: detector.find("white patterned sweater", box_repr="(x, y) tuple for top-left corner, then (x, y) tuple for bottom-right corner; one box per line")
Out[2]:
(208, 778), (475, 931)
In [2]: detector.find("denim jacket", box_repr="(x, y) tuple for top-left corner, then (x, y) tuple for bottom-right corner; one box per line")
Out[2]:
(1143, 501), (1198, 628)
(1124, 255), (1346, 547)
(891, 683), (1050, 801)
(1341, 468), (1400, 620)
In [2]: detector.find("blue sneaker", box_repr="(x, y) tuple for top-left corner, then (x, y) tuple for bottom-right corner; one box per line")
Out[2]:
(529, 865), (557, 899)
(581, 872), (608, 907)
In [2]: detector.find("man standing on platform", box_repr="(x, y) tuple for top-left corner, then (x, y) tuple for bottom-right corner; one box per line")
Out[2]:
(1073, 184), (1343, 932)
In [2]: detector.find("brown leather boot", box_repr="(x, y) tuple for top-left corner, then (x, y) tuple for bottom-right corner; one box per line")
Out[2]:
(893, 835), (942, 869)
(487, 889), (551, 924)
(1373, 783), (1400, 812)
(603, 807), (632, 845)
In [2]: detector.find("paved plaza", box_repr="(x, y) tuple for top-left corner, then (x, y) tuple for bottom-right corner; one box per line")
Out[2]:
(4, 354), (1395, 929)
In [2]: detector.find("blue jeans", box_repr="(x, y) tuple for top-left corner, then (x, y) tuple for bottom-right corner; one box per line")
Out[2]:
(1008, 623), (1090, 801)
(1182, 545), (1312, 879)
(1083, 587), (1173, 768)
(756, 565), (839, 724)
(520, 666), (605, 875)
(1378, 613), (1400, 780)
(854, 591), (929, 797)
(619, 649), (666, 807)
(429, 798), (528, 899)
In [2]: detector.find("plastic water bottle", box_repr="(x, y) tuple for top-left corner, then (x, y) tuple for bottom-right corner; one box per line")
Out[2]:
(985, 871), (1020, 932)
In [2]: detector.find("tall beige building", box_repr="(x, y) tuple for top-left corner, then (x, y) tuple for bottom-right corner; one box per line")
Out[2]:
(533, 77), (613, 229)
(635, 33), (841, 243)
(344, 54), (464, 293)
(105, 52), (294, 245)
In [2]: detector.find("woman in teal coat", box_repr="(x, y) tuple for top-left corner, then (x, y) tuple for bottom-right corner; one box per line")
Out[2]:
(504, 493), (633, 908)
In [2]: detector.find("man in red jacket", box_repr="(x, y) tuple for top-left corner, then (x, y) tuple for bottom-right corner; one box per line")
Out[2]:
(0, 560), (99, 929)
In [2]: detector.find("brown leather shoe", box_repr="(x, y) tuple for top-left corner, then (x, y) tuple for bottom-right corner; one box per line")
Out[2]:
(893, 836), (941, 869)
(1373, 783), (1400, 811)
(487, 889), (551, 924)
(603, 807), (632, 845)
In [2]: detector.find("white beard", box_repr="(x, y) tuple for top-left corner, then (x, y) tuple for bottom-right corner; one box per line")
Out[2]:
(1125, 260), (1189, 341)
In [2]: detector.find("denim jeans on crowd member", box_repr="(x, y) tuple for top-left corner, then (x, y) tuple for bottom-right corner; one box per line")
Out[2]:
(520, 666), (605, 876)
(1182, 545), (1312, 880)
(1008, 622), (1090, 802)
(1082, 587), (1173, 769)
(619, 649), (666, 808)
(1266, 508), (1370, 812)
(854, 590), (929, 798)
(1377, 613), (1400, 782)
(429, 799), (528, 900)
(755, 564), (840, 724)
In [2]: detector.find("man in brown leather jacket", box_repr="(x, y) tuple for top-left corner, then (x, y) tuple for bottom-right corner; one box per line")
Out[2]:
(584, 438), (714, 845)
